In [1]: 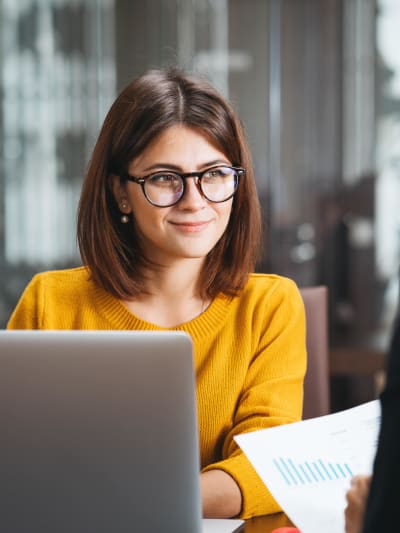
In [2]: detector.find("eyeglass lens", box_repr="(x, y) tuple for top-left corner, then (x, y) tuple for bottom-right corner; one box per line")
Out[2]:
(144, 166), (239, 207)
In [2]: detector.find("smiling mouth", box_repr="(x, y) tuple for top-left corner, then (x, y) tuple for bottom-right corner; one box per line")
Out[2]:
(169, 220), (211, 232)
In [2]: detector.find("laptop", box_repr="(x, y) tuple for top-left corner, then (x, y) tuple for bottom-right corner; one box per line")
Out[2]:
(0, 330), (202, 533)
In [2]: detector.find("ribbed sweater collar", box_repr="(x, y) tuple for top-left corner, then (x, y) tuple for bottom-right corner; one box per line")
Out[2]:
(93, 285), (233, 344)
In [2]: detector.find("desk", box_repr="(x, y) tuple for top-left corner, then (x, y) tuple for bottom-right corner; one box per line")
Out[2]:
(242, 512), (294, 532)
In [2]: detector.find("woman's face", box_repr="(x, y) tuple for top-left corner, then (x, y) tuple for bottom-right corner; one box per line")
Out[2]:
(112, 124), (234, 266)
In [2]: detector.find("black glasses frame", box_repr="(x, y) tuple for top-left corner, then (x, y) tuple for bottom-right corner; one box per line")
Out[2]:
(122, 165), (245, 207)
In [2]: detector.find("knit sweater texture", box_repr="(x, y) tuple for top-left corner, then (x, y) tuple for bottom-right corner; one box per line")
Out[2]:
(7, 266), (307, 519)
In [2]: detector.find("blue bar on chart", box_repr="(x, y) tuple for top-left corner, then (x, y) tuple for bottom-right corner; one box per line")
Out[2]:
(272, 457), (354, 486)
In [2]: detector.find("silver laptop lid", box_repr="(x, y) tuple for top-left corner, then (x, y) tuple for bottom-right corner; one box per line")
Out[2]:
(0, 330), (202, 533)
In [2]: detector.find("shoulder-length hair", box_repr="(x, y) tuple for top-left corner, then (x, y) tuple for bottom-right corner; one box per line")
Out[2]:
(77, 67), (262, 299)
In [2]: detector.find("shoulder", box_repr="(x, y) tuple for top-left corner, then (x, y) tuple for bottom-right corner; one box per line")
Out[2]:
(24, 266), (95, 300)
(29, 266), (92, 288)
(7, 267), (96, 330)
(236, 273), (305, 321)
(243, 273), (301, 300)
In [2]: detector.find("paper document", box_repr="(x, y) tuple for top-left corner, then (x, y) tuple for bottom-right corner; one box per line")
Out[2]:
(202, 518), (244, 532)
(235, 400), (380, 533)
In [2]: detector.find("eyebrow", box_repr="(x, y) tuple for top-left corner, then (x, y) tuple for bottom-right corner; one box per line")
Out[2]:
(141, 159), (230, 173)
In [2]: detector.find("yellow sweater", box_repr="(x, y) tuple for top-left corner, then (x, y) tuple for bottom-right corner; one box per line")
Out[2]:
(7, 266), (306, 519)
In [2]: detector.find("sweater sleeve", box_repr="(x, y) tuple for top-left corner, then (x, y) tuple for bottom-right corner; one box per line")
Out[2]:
(202, 278), (307, 518)
(7, 275), (44, 329)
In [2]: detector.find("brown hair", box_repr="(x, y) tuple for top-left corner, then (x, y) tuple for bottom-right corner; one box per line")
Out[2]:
(77, 67), (262, 299)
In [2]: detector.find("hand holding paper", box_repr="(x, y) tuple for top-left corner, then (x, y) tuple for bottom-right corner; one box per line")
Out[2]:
(235, 400), (380, 533)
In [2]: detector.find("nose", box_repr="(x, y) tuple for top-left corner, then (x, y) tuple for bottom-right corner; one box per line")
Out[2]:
(178, 177), (206, 209)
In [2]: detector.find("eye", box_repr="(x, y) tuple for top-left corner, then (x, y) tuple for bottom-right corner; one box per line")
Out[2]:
(203, 167), (232, 180)
(148, 173), (181, 186)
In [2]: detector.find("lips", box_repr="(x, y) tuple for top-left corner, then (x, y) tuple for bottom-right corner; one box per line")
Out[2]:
(169, 220), (211, 232)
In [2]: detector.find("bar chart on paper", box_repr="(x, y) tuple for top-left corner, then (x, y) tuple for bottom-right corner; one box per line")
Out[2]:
(272, 457), (353, 486)
(235, 400), (381, 533)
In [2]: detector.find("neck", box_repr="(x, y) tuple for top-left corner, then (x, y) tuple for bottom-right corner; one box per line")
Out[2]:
(143, 258), (204, 300)
(122, 258), (210, 327)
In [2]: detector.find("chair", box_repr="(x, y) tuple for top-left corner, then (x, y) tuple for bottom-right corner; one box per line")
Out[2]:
(299, 286), (330, 419)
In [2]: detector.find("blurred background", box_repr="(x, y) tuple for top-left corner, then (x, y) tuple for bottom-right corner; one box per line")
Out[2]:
(0, 0), (399, 412)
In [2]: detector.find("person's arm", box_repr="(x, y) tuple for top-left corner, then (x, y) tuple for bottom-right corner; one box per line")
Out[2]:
(201, 470), (242, 518)
(361, 316), (400, 532)
(345, 318), (400, 533)
(202, 277), (307, 518)
(345, 475), (371, 533)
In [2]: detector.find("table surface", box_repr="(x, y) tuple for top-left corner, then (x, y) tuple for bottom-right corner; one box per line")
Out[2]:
(241, 512), (294, 532)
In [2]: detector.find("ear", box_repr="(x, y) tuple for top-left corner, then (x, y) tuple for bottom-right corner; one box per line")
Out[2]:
(108, 174), (132, 213)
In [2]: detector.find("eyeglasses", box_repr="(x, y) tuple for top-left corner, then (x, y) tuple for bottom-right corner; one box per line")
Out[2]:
(123, 165), (244, 207)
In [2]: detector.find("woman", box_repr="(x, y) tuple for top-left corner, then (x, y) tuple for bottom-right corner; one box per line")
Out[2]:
(7, 68), (307, 519)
